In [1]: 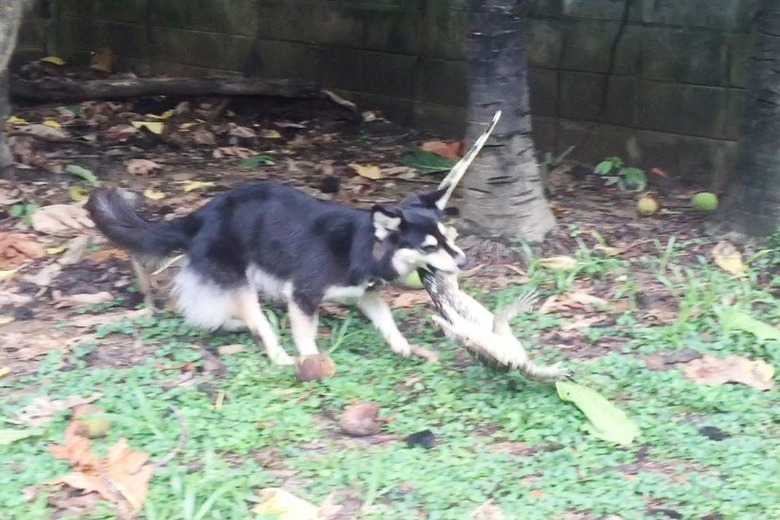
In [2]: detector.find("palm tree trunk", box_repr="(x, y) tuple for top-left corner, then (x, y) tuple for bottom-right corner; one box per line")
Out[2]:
(0, 0), (29, 174)
(719, 0), (780, 236)
(457, 0), (555, 243)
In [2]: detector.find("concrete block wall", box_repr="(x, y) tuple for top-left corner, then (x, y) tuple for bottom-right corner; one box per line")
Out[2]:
(13, 0), (760, 188)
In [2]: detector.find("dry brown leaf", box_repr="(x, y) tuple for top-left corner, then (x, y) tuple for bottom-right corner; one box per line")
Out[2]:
(388, 290), (429, 309)
(12, 393), (102, 427)
(711, 241), (746, 275)
(125, 159), (161, 176)
(252, 488), (319, 519)
(50, 425), (154, 517)
(593, 244), (625, 257)
(349, 163), (382, 180)
(8, 135), (35, 164)
(192, 128), (216, 145)
(60, 235), (91, 266)
(89, 47), (116, 74)
(102, 124), (140, 142)
(567, 292), (610, 308)
(86, 247), (128, 263)
(0, 233), (46, 269)
(54, 291), (114, 307)
(538, 256), (578, 270)
(682, 354), (774, 390)
(217, 344), (244, 356)
(421, 139), (464, 160)
(228, 123), (256, 138)
(69, 308), (150, 328)
(14, 123), (69, 141)
(560, 315), (606, 331)
(213, 146), (255, 159)
(31, 204), (94, 236)
(470, 499), (505, 520)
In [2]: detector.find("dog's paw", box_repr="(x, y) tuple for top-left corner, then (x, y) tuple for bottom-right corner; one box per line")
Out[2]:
(270, 351), (295, 366)
(390, 342), (412, 357)
(409, 345), (440, 363)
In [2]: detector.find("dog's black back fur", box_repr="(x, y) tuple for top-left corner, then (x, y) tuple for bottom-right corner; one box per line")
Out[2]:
(88, 181), (449, 314)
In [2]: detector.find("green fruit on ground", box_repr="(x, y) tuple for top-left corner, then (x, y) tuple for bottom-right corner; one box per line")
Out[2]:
(72, 404), (111, 438)
(402, 270), (423, 289)
(692, 192), (718, 212)
(636, 196), (660, 216)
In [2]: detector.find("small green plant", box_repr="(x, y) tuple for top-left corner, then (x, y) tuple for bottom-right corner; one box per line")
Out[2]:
(10, 203), (39, 225)
(593, 156), (647, 192)
(540, 145), (576, 194)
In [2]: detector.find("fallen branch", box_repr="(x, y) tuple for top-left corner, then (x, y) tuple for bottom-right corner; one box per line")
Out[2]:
(10, 76), (357, 116)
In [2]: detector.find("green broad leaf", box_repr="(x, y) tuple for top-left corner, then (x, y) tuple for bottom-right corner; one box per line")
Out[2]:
(556, 381), (639, 446)
(65, 104), (82, 117)
(400, 150), (457, 174)
(594, 160), (614, 175)
(620, 167), (647, 192)
(720, 309), (780, 343)
(240, 154), (275, 169)
(0, 428), (44, 446)
(65, 164), (100, 187)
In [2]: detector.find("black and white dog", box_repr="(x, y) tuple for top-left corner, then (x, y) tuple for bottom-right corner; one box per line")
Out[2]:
(86, 182), (466, 365)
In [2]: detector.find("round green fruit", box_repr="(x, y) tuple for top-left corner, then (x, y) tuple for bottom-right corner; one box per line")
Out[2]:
(636, 196), (660, 216)
(692, 192), (718, 212)
(72, 405), (111, 438)
(402, 270), (424, 289)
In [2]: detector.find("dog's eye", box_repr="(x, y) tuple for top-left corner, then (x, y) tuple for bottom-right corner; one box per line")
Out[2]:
(421, 244), (439, 254)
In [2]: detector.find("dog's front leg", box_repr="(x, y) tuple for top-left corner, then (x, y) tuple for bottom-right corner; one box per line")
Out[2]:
(358, 291), (413, 357)
(234, 289), (294, 366)
(288, 298), (320, 357)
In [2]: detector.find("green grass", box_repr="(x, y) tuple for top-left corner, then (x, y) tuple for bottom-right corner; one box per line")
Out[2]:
(1, 238), (778, 519)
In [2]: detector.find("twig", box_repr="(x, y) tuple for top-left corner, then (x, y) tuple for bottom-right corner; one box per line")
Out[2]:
(154, 406), (187, 469)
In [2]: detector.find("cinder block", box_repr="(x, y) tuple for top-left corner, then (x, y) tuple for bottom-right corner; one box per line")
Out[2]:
(633, 129), (682, 173)
(641, 28), (729, 86)
(530, 0), (563, 17)
(611, 24), (644, 76)
(252, 40), (315, 81)
(304, 6), (366, 48)
(151, 0), (257, 35)
(561, 20), (621, 73)
(150, 26), (188, 68)
(530, 115), (558, 156)
(632, 0), (741, 30)
(528, 19), (563, 68)
(413, 101), (466, 138)
(420, 59), (467, 106)
(677, 136), (737, 188)
(362, 93), (414, 125)
(219, 35), (256, 73)
(310, 47), (364, 90)
(364, 10), (419, 55)
(424, 6), (465, 60)
(529, 67), (558, 117)
(562, 0), (629, 21)
(361, 52), (415, 97)
(60, 16), (95, 52)
(636, 81), (728, 138)
(93, 21), (149, 59)
(729, 33), (755, 88)
(723, 89), (747, 140)
(94, 0), (149, 25)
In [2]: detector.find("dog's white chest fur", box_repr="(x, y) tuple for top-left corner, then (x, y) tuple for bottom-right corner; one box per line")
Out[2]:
(247, 264), (368, 303)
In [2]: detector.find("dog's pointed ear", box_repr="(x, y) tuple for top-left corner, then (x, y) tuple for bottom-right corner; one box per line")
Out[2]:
(416, 184), (450, 209)
(372, 205), (401, 240)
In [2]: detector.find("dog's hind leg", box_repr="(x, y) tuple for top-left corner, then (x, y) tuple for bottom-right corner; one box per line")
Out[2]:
(288, 298), (320, 357)
(234, 289), (294, 366)
(130, 255), (156, 311)
(358, 291), (412, 357)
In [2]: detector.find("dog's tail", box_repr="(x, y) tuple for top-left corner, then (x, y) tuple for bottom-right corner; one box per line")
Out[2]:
(86, 188), (198, 259)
